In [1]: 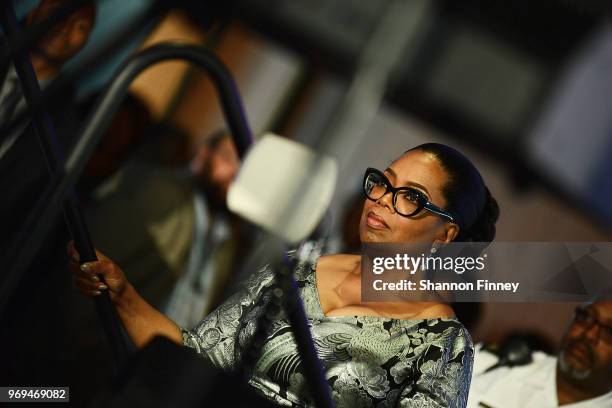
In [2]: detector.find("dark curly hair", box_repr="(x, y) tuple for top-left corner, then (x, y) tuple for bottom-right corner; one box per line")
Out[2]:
(407, 143), (500, 246)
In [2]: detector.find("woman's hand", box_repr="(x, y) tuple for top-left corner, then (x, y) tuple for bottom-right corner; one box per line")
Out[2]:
(67, 241), (128, 302)
(68, 241), (183, 348)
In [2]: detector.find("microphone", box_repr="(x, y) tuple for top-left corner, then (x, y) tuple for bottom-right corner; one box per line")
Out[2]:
(483, 336), (534, 373)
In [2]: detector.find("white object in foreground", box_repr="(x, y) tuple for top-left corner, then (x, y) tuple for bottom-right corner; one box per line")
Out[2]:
(227, 133), (337, 244)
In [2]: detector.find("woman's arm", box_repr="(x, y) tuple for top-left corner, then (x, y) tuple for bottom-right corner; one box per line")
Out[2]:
(68, 242), (182, 348)
(112, 282), (183, 348)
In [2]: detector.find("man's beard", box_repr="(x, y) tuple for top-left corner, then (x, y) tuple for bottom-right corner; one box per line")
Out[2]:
(559, 350), (592, 381)
(200, 182), (229, 213)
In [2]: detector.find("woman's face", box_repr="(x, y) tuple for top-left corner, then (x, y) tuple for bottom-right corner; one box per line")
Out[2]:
(359, 150), (457, 244)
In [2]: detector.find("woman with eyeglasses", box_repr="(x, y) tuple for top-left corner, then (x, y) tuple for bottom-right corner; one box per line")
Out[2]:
(69, 143), (499, 407)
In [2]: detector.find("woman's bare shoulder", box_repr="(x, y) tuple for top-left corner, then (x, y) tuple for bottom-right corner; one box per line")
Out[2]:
(418, 302), (456, 319)
(317, 253), (361, 271)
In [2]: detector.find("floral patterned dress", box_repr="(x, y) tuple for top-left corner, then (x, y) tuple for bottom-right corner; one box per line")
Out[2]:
(181, 257), (474, 407)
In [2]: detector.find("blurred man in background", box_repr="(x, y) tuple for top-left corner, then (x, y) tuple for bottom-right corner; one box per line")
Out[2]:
(85, 128), (250, 328)
(468, 299), (612, 407)
(0, 0), (96, 258)
(163, 130), (249, 327)
(0, 0), (95, 150)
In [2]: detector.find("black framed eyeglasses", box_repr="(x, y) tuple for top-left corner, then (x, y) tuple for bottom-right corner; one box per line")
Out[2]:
(573, 306), (612, 344)
(363, 167), (455, 223)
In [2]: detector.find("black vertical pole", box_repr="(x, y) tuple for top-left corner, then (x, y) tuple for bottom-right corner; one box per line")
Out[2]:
(0, 1), (130, 370)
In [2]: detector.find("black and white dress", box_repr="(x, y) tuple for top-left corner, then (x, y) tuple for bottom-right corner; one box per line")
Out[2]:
(181, 256), (474, 407)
